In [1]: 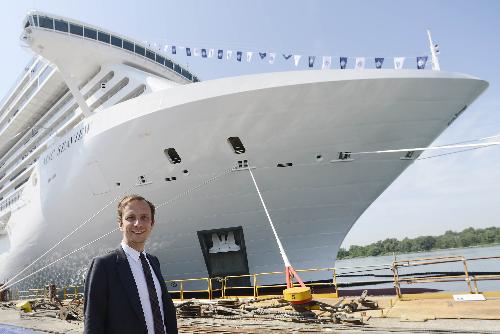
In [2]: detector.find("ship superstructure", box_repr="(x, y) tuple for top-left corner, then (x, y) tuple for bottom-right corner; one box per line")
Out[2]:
(0, 12), (488, 289)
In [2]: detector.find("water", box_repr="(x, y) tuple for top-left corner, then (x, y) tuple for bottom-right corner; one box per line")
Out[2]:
(334, 245), (500, 293)
(0, 325), (40, 333)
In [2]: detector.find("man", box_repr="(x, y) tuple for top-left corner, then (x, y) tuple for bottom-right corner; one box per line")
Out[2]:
(84, 195), (177, 334)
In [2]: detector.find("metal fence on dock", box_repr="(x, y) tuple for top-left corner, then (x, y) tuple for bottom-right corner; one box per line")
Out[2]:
(7, 254), (500, 301)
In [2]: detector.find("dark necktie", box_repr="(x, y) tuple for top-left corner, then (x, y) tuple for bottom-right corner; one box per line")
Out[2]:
(139, 253), (166, 334)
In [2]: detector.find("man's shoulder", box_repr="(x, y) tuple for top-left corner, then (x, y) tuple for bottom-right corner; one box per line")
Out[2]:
(91, 248), (120, 264)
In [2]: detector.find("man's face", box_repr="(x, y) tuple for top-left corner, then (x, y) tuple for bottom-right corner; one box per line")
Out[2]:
(119, 199), (154, 252)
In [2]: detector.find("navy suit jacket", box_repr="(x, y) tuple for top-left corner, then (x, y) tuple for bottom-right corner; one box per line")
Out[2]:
(83, 247), (178, 334)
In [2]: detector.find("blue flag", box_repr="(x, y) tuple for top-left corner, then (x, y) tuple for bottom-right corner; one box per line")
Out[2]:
(171, 46), (176, 54)
(375, 57), (384, 69)
(340, 57), (347, 69)
(308, 56), (315, 68)
(201, 49), (207, 58)
(218, 49), (223, 59)
(186, 48), (191, 56)
(282, 54), (292, 60)
(416, 56), (428, 69)
(237, 51), (242, 62)
(259, 52), (267, 59)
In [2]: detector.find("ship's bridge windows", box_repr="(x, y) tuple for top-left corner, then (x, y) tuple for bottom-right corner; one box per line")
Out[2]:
(70, 23), (83, 36)
(98, 31), (110, 44)
(24, 19), (31, 28)
(146, 49), (156, 61)
(155, 54), (165, 65)
(32, 15), (39, 27)
(111, 35), (122, 48)
(54, 19), (68, 33)
(174, 64), (182, 75)
(38, 16), (54, 29)
(135, 45), (145, 56)
(165, 59), (174, 69)
(84, 27), (97, 40)
(123, 40), (134, 52)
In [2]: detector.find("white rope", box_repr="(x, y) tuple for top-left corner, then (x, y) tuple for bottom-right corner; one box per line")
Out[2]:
(1, 183), (136, 291)
(350, 141), (500, 155)
(0, 228), (118, 292)
(248, 167), (291, 267)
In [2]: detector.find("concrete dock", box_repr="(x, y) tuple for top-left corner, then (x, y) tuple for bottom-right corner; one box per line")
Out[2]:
(1, 295), (500, 333)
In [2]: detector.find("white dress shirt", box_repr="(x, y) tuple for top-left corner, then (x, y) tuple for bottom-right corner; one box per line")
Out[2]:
(121, 243), (167, 334)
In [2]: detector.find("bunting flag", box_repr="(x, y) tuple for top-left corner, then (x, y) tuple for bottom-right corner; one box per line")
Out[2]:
(416, 56), (428, 69)
(201, 48), (207, 58)
(246, 52), (253, 62)
(269, 53), (276, 64)
(186, 47), (192, 56)
(171, 46), (176, 54)
(355, 57), (365, 69)
(322, 56), (331, 69)
(208, 49), (215, 58)
(308, 56), (315, 68)
(375, 57), (384, 69)
(259, 52), (267, 59)
(237, 51), (242, 62)
(218, 49), (223, 59)
(282, 54), (292, 60)
(193, 48), (200, 57)
(293, 55), (301, 66)
(394, 57), (405, 69)
(226, 50), (233, 60)
(340, 57), (347, 69)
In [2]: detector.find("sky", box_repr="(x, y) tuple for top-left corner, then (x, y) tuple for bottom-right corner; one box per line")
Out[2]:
(1, 0), (499, 247)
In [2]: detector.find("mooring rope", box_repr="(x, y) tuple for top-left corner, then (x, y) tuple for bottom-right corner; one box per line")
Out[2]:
(0, 167), (236, 292)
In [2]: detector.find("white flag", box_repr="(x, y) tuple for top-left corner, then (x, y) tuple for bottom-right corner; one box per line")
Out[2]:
(394, 57), (405, 69)
(322, 56), (332, 69)
(293, 55), (301, 66)
(355, 57), (365, 69)
(226, 50), (233, 60)
(193, 48), (200, 57)
(269, 52), (276, 64)
(246, 51), (253, 62)
(208, 49), (215, 58)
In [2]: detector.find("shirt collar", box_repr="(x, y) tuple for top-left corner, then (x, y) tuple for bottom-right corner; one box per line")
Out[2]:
(121, 242), (146, 262)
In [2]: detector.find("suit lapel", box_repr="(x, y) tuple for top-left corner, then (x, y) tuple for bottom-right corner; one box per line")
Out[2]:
(115, 248), (146, 326)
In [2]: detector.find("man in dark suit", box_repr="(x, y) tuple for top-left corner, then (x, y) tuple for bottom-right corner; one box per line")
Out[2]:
(84, 195), (177, 334)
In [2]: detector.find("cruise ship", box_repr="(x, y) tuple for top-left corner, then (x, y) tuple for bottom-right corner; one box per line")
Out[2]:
(0, 12), (488, 290)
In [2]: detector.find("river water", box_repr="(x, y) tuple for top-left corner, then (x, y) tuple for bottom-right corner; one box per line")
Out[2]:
(334, 245), (500, 293)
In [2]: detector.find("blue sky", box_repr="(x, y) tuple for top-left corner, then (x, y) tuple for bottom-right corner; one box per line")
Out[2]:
(1, 0), (499, 246)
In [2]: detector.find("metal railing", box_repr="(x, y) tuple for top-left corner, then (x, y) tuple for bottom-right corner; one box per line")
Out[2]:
(8, 254), (500, 302)
(391, 255), (500, 298)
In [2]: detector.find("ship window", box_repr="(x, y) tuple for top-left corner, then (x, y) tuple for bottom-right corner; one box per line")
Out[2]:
(39, 16), (54, 29)
(165, 59), (173, 69)
(146, 49), (156, 61)
(98, 31), (110, 43)
(135, 45), (145, 56)
(54, 19), (68, 32)
(33, 15), (39, 27)
(123, 40), (134, 52)
(155, 54), (165, 65)
(111, 35), (122, 47)
(70, 23), (83, 36)
(174, 64), (182, 75)
(84, 27), (97, 40)
(24, 20), (30, 28)
(182, 70), (192, 80)
(164, 148), (182, 164)
(228, 137), (246, 154)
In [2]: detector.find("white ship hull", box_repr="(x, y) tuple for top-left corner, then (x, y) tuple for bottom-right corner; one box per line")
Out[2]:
(0, 69), (487, 288)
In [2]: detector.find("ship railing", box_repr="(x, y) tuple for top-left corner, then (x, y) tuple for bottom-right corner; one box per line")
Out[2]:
(0, 188), (22, 213)
(165, 277), (213, 300)
(392, 255), (500, 299)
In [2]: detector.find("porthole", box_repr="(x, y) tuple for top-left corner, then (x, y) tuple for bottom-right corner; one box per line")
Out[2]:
(164, 148), (181, 164)
(228, 137), (246, 154)
(316, 154), (323, 162)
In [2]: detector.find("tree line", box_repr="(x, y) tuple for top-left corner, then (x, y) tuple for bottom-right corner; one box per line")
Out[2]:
(337, 226), (500, 259)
